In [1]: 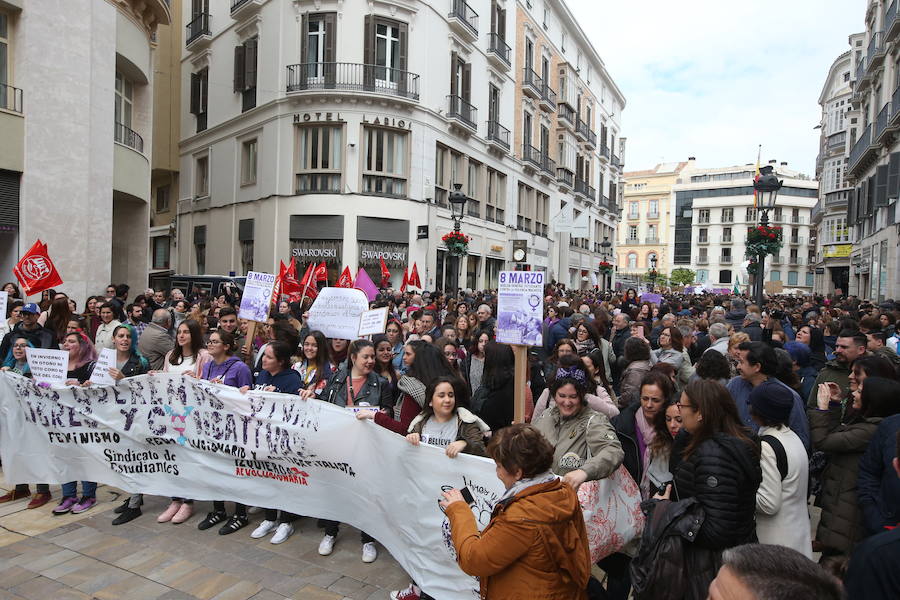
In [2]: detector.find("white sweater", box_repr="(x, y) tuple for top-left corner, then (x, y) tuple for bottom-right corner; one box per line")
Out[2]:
(755, 424), (813, 558)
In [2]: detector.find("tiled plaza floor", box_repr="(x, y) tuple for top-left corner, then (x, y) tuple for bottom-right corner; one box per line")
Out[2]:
(0, 480), (410, 600)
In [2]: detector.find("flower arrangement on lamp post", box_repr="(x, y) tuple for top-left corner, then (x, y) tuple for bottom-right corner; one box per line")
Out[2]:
(442, 231), (471, 257)
(745, 224), (783, 260)
(598, 261), (613, 276)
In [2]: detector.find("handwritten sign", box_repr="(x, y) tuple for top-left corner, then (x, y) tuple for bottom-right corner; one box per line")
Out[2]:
(0, 291), (7, 322)
(358, 307), (389, 337)
(88, 348), (118, 385)
(496, 271), (544, 346)
(640, 293), (663, 305)
(307, 287), (369, 340)
(24, 348), (68, 384)
(238, 271), (277, 323)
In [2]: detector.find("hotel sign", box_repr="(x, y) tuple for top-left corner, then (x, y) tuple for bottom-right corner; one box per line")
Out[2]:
(824, 244), (853, 258)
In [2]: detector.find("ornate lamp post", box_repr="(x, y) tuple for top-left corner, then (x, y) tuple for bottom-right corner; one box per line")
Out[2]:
(447, 183), (469, 298)
(752, 165), (783, 307)
(599, 236), (612, 290)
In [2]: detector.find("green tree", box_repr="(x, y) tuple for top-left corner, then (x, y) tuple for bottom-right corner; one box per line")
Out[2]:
(669, 268), (696, 287)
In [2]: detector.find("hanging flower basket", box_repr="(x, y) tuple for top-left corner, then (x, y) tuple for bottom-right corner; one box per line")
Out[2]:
(647, 268), (659, 281)
(598, 261), (613, 275)
(745, 225), (783, 259)
(747, 258), (760, 275)
(442, 231), (471, 257)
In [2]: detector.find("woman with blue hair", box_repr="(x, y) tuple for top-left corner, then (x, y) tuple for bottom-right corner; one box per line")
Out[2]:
(0, 334), (33, 376)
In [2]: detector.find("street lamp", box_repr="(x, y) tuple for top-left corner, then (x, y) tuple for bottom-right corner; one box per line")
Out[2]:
(448, 183), (469, 298)
(600, 236), (612, 290)
(649, 255), (658, 291)
(753, 165), (783, 307)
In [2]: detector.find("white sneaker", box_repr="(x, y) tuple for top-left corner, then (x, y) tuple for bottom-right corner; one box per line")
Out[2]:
(318, 534), (336, 556)
(361, 541), (377, 563)
(270, 522), (294, 544)
(250, 520), (277, 539)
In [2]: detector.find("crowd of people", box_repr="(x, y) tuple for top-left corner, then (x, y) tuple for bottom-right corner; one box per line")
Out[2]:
(1, 278), (899, 599)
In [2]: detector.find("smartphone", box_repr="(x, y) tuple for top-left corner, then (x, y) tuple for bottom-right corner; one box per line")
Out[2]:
(459, 487), (475, 505)
(657, 481), (673, 497)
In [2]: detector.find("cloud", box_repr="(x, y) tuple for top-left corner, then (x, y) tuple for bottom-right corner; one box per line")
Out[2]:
(569, 0), (866, 175)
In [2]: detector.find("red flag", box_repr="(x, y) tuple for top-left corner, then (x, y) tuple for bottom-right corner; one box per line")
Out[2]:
(379, 257), (391, 288)
(297, 262), (317, 301)
(400, 268), (409, 293)
(14, 239), (64, 296)
(337, 266), (354, 288)
(314, 261), (328, 284)
(410, 263), (422, 289)
(274, 260), (287, 300)
(282, 258), (303, 300)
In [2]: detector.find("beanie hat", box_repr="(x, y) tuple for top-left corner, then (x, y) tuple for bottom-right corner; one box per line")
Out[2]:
(783, 341), (811, 368)
(749, 379), (794, 424)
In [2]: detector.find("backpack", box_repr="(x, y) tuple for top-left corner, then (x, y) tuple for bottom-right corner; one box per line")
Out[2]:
(760, 435), (788, 481)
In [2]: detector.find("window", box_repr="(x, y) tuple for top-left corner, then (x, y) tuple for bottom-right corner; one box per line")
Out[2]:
(698, 209), (710, 224)
(364, 16), (408, 87)
(745, 207), (757, 222)
(488, 84), (500, 125)
(467, 160), (481, 218)
(719, 270), (732, 283)
(806, 272), (814, 286)
(696, 269), (707, 283)
(434, 144), (448, 206)
(194, 225), (206, 274)
(647, 224), (657, 241)
(195, 155), (209, 197)
(296, 125), (342, 193)
(517, 183), (533, 232)
(698, 228), (708, 243)
(628, 202), (638, 219)
(627, 253), (637, 269)
(362, 126), (408, 197)
(787, 271), (798, 285)
(234, 37), (258, 112)
(699, 248), (708, 262)
(241, 139), (257, 185)
(523, 111), (533, 147)
(722, 227), (732, 243)
(152, 237), (170, 270)
(628, 225), (638, 241)
(239, 218), (254, 275)
(485, 168), (506, 224)
(115, 72), (133, 129)
(155, 185), (170, 213)
(721, 207), (733, 223)
(721, 247), (731, 261)
(648, 199), (658, 217)
(190, 68), (209, 132)
(823, 216), (850, 243)
(770, 270), (781, 282)
(647, 252), (658, 268)
(1, 11), (11, 110)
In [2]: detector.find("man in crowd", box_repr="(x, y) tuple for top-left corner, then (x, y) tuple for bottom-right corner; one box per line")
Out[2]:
(806, 329), (867, 407)
(0, 303), (55, 358)
(727, 341), (810, 451)
(473, 304), (496, 338)
(706, 322), (730, 355)
(725, 297), (748, 331)
(125, 303), (147, 341)
(742, 313), (764, 342)
(138, 309), (174, 371)
(419, 310), (440, 339)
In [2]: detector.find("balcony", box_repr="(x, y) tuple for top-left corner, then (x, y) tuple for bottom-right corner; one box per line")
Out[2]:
(447, 95), (477, 130)
(575, 178), (595, 201)
(599, 142), (610, 162)
(892, 85), (900, 129)
(876, 102), (893, 144)
(231, 0), (264, 18)
(185, 11), (211, 48)
(789, 237), (805, 245)
(601, 195), (615, 213)
(849, 123), (878, 176)
(888, 0), (900, 43)
(540, 155), (556, 178)
(448, 0), (478, 39)
(612, 154), (621, 169)
(697, 237), (710, 245)
(523, 68), (543, 99)
(697, 256), (709, 265)
(771, 255), (783, 265)
(0, 83), (23, 114)
(721, 214), (734, 223)
(720, 236), (733, 244)
(114, 122), (144, 153)
(855, 56), (870, 91)
(576, 118), (596, 147)
(557, 103), (576, 130)
(487, 33), (511, 69)
(826, 131), (846, 153)
(522, 143), (542, 169)
(286, 63), (420, 101)
(824, 190), (849, 208)
(539, 85), (557, 112)
(719, 255), (733, 265)
(557, 168), (574, 189)
(867, 32), (886, 73)
(486, 120), (510, 151)
(645, 237), (659, 245)
(790, 215), (807, 224)
(0, 84), (24, 173)
(647, 211), (659, 220)
(789, 256), (806, 265)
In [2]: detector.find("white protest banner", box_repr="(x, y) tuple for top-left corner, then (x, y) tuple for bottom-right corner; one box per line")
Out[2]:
(496, 270), (544, 346)
(0, 372), (503, 599)
(0, 291), (7, 324)
(238, 271), (277, 323)
(88, 348), (118, 385)
(307, 287), (369, 340)
(358, 306), (388, 337)
(23, 348), (68, 384)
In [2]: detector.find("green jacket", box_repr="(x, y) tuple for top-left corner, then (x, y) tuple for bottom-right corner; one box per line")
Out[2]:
(533, 405), (624, 481)
(806, 360), (850, 408)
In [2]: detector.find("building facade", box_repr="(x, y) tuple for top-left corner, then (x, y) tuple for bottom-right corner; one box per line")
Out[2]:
(670, 163), (818, 292)
(846, 2), (900, 301)
(175, 0), (625, 291)
(0, 0), (170, 300)
(811, 46), (855, 297)
(618, 160), (692, 288)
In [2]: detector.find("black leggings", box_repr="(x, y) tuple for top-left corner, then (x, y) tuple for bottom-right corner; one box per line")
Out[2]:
(318, 519), (374, 543)
(15, 484), (49, 494)
(212, 501), (247, 516)
(265, 509), (298, 524)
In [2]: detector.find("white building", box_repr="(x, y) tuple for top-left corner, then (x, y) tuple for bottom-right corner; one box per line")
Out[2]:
(175, 0), (625, 291)
(0, 0), (170, 300)
(811, 45), (855, 296)
(670, 163), (818, 292)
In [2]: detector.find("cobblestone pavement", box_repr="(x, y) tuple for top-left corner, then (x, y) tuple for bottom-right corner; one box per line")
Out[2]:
(0, 480), (410, 600)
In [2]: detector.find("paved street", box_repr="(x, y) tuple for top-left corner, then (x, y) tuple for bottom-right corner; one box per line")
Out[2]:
(0, 477), (409, 600)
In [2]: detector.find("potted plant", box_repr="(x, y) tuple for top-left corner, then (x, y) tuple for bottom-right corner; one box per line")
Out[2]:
(442, 231), (471, 257)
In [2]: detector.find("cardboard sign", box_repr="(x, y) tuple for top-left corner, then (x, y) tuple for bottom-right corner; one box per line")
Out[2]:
(307, 287), (370, 340)
(238, 271), (277, 323)
(0, 291), (7, 322)
(88, 348), (118, 386)
(358, 307), (389, 337)
(496, 271), (544, 346)
(23, 348), (68, 384)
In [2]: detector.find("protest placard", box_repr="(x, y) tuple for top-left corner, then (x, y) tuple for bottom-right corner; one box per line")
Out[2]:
(307, 287), (369, 340)
(238, 271), (277, 323)
(23, 348), (68, 384)
(496, 270), (544, 346)
(358, 307), (388, 337)
(641, 293), (663, 305)
(0, 291), (7, 324)
(88, 348), (118, 385)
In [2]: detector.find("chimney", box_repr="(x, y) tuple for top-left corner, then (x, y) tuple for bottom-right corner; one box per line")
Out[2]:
(688, 156), (696, 161)
(780, 161), (788, 166)
(768, 159), (777, 164)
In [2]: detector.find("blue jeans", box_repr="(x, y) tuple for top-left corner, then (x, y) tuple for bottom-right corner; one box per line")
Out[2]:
(61, 481), (97, 498)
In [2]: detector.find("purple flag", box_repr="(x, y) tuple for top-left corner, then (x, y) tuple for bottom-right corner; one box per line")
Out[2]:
(354, 267), (380, 302)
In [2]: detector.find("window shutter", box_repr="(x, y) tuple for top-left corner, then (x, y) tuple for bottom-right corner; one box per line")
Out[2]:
(300, 15), (310, 65)
(499, 8), (506, 39)
(397, 20), (409, 96)
(363, 15), (375, 90)
(245, 38), (258, 89)
(867, 175), (876, 215)
(190, 72), (200, 115)
(889, 153), (900, 200)
(200, 69), (208, 113)
(450, 52), (458, 96)
(876, 164), (889, 206)
(848, 187), (857, 224)
(323, 13), (336, 63)
(462, 62), (471, 103)
(234, 45), (246, 92)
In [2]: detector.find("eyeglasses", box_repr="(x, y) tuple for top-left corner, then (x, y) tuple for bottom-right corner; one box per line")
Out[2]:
(207, 340), (222, 345)
(675, 403), (694, 412)
(12, 343), (28, 349)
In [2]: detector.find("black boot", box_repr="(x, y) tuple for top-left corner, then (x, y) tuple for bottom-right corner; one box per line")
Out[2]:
(112, 506), (142, 525)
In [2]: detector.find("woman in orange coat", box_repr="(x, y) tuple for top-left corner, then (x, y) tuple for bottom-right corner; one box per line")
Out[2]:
(440, 423), (591, 600)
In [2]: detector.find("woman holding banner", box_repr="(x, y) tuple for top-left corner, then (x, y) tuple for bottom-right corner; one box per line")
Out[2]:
(1, 335), (32, 376)
(293, 330), (331, 395)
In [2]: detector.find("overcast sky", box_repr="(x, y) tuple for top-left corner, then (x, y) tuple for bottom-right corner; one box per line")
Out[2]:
(569, 0), (866, 177)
